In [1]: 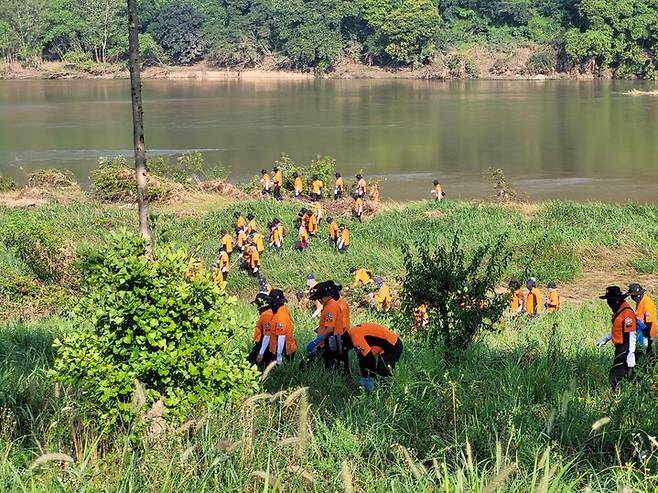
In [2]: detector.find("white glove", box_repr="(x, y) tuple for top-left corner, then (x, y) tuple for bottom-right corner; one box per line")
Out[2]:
(276, 355), (283, 365)
(595, 334), (611, 349)
(626, 352), (636, 368)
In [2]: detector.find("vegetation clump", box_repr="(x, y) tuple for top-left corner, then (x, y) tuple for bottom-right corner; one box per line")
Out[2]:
(27, 168), (80, 191)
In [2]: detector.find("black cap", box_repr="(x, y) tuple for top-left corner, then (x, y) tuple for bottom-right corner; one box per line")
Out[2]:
(599, 286), (627, 300)
(252, 293), (270, 309)
(309, 280), (342, 301)
(628, 283), (646, 296)
(547, 281), (557, 289)
(327, 216), (334, 222)
(335, 172), (341, 177)
(268, 289), (287, 305)
(356, 174), (362, 179)
(261, 169), (267, 174)
(509, 280), (520, 290)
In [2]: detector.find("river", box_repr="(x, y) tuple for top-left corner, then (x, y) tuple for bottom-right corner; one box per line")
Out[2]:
(1, 79), (657, 203)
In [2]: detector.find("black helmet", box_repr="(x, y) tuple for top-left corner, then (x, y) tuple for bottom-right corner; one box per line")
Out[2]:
(599, 286), (627, 300)
(547, 281), (557, 289)
(247, 213), (255, 220)
(252, 293), (270, 310)
(268, 289), (287, 306)
(309, 280), (342, 301)
(433, 179), (439, 185)
(273, 166), (279, 171)
(335, 172), (341, 178)
(261, 169), (267, 174)
(508, 280), (520, 290)
(233, 211), (241, 217)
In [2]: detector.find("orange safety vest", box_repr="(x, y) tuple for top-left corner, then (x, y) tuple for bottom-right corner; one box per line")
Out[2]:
(349, 323), (398, 357)
(636, 295), (657, 338)
(270, 305), (297, 355)
(525, 287), (542, 316)
(611, 301), (637, 345)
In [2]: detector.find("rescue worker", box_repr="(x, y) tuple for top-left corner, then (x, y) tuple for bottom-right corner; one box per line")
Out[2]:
(431, 179), (444, 202)
(269, 220), (283, 251)
(525, 277), (542, 318)
(352, 194), (364, 222)
(247, 214), (258, 234)
(245, 239), (260, 276)
(260, 169), (272, 196)
(257, 289), (297, 365)
(596, 286), (637, 391)
(327, 216), (339, 247)
(412, 303), (429, 333)
(185, 256), (205, 281)
(234, 211), (246, 230)
(342, 323), (403, 392)
(311, 174), (324, 201)
(220, 229), (233, 259)
(371, 276), (392, 312)
(355, 174), (367, 198)
(628, 283), (656, 363)
(297, 224), (310, 252)
(306, 280), (351, 373)
(293, 172), (303, 198)
(236, 227), (248, 254)
(213, 245), (230, 288)
(276, 218), (286, 243)
(334, 172), (345, 200)
(307, 210), (319, 237)
(272, 166), (283, 201)
(509, 280), (524, 316)
(337, 224), (350, 253)
(312, 202), (323, 224)
(305, 273), (323, 318)
(248, 293), (274, 369)
(350, 267), (373, 287)
(301, 208), (311, 231)
(545, 282), (561, 313)
(252, 230), (265, 255)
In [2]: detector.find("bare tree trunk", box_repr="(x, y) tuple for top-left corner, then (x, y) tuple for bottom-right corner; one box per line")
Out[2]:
(127, 0), (153, 249)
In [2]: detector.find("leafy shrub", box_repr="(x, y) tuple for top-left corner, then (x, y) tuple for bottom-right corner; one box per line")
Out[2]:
(150, 0), (206, 65)
(139, 33), (166, 66)
(631, 256), (658, 274)
(52, 231), (260, 428)
(27, 169), (79, 190)
(0, 176), (18, 192)
(525, 50), (556, 75)
(0, 212), (73, 283)
(400, 233), (511, 354)
(148, 152), (227, 184)
(446, 53), (479, 78)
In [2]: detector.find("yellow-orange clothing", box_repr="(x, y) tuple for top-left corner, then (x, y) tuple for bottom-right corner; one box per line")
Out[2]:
(313, 203), (322, 220)
(247, 246), (260, 268)
(414, 304), (429, 328)
(340, 229), (350, 247)
(270, 227), (283, 246)
(349, 323), (398, 357)
(353, 197), (363, 213)
(546, 289), (560, 313)
(270, 305), (297, 355)
(261, 174), (271, 189)
(374, 284), (392, 312)
(433, 183), (442, 198)
(329, 221), (339, 241)
(335, 177), (344, 193)
(299, 227), (309, 244)
(253, 309), (273, 343)
(308, 214), (318, 235)
(294, 177), (303, 193)
(247, 218), (257, 234)
(338, 297), (351, 335)
(525, 287), (542, 316)
(357, 178), (367, 194)
(636, 294), (657, 338)
(352, 268), (372, 287)
(312, 180), (323, 194)
(218, 251), (230, 272)
(510, 289), (524, 313)
(277, 222), (285, 238)
(611, 301), (637, 345)
(253, 233), (265, 253)
(221, 234), (233, 254)
(185, 260), (205, 280)
(273, 170), (283, 186)
(301, 213), (310, 230)
(236, 230), (247, 250)
(236, 216), (246, 230)
(318, 297), (351, 338)
(212, 266), (225, 288)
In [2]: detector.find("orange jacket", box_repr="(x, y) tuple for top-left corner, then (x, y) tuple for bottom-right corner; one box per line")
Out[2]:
(247, 218), (257, 234)
(349, 323), (398, 357)
(546, 289), (560, 312)
(510, 289), (524, 313)
(329, 221), (338, 240)
(236, 216), (246, 229)
(261, 174), (271, 189)
(611, 301), (637, 345)
(294, 176), (303, 193)
(312, 180), (323, 194)
(218, 251), (230, 272)
(525, 287), (542, 316)
(636, 295), (657, 338)
(335, 177), (344, 192)
(253, 309), (273, 343)
(352, 269), (372, 287)
(270, 305), (297, 355)
(273, 170), (283, 186)
(357, 178), (367, 194)
(221, 234), (233, 254)
(299, 226), (309, 244)
(308, 214), (318, 235)
(340, 229), (350, 247)
(374, 284), (392, 311)
(253, 233), (265, 253)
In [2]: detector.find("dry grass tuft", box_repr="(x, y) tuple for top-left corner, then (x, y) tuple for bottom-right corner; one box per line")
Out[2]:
(29, 452), (75, 469)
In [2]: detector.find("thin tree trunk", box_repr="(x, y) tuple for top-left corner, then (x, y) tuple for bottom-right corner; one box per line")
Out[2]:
(127, 0), (153, 250)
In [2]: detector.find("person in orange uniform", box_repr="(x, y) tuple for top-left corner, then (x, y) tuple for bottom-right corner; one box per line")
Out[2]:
(236, 227), (248, 254)
(311, 174), (324, 201)
(350, 267), (373, 287)
(252, 230), (265, 255)
(371, 276), (392, 312)
(307, 210), (319, 237)
(628, 283), (656, 363)
(234, 211), (246, 230)
(257, 290), (297, 365)
(412, 303), (429, 333)
(431, 179), (444, 202)
(213, 245), (230, 288)
(312, 202), (323, 224)
(248, 293), (274, 369)
(247, 214), (258, 234)
(352, 195), (364, 222)
(337, 224), (350, 253)
(327, 216), (339, 247)
(596, 286), (638, 391)
(334, 172), (345, 200)
(545, 282), (561, 313)
(307, 280), (352, 373)
(508, 280), (524, 316)
(293, 172), (303, 198)
(220, 229), (233, 259)
(272, 166), (283, 201)
(297, 224), (310, 252)
(300, 208), (311, 231)
(525, 278), (542, 318)
(343, 323), (403, 391)
(355, 174), (367, 198)
(245, 240), (260, 276)
(260, 169), (272, 196)
(269, 220), (283, 251)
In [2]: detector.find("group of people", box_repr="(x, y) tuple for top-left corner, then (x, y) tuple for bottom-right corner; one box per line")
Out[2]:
(259, 168), (370, 201)
(508, 277), (561, 318)
(350, 267), (393, 312)
(248, 280), (403, 392)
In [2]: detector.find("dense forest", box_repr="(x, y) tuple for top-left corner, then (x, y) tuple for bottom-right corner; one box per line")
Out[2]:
(1, 0), (658, 78)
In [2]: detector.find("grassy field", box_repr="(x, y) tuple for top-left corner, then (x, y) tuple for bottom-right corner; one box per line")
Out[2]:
(1, 194), (658, 491)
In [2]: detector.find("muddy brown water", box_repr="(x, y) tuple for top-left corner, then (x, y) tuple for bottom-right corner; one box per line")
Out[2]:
(1, 79), (657, 203)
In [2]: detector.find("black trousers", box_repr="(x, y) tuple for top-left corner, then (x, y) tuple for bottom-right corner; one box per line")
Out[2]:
(609, 344), (632, 391)
(323, 348), (350, 374)
(273, 185), (282, 201)
(247, 344), (274, 370)
(359, 339), (403, 378)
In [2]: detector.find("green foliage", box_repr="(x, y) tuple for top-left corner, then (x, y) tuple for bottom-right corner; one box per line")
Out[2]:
(139, 33), (166, 66)
(400, 233), (511, 353)
(52, 231), (259, 428)
(151, 0), (206, 65)
(525, 49), (557, 74)
(446, 52), (479, 77)
(0, 176), (17, 192)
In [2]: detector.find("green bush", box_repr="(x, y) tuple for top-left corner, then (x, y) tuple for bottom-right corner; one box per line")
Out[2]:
(400, 233), (511, 354)
(525, 50), (556, 75)
(139, 33), (166, 66)
(446, 53), (479, 78)
(52, 231), (259, 428)
(0, 176), (18, 192)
